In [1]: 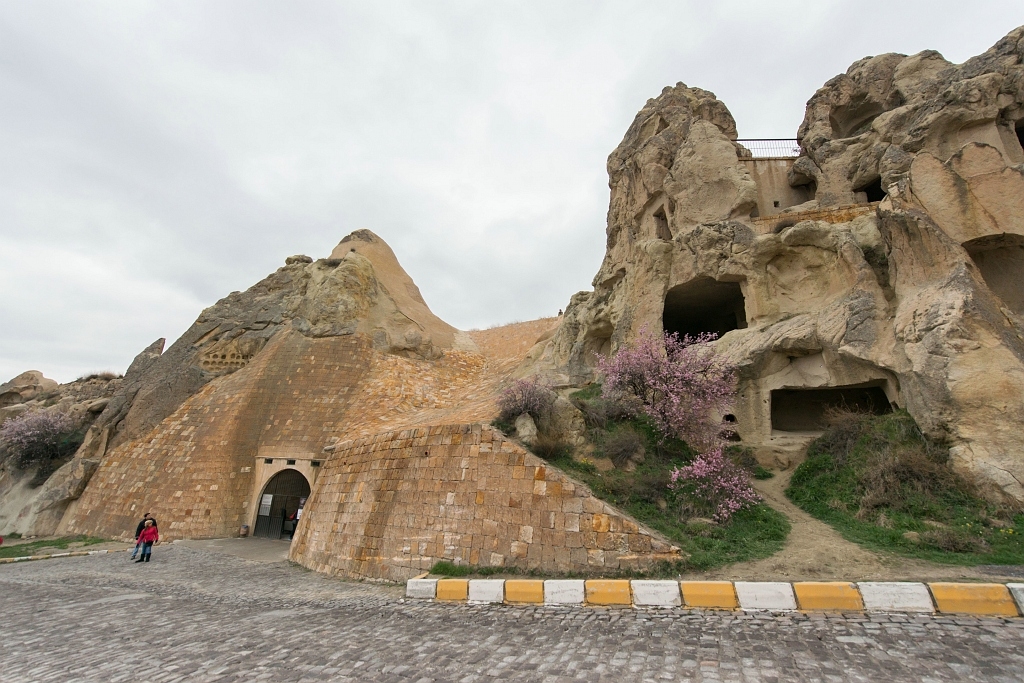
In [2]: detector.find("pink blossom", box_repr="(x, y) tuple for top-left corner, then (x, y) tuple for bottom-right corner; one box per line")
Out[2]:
(497, 378), (556, 422)
(0, 410), (78, 470)
(668, 445), (760, 523)
(596, 326), (735, 451)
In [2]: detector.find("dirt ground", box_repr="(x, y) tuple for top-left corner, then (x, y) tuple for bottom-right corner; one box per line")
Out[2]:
(687, 468), (1024, 583)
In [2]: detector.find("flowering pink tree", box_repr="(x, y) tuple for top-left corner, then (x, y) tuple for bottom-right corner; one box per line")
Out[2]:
(497, 378), (556, 422)
(668, 445), (760, 522)
(597, 326), (759, 522)
(596, 326), (735, 451)
(0, 410), (79, 472)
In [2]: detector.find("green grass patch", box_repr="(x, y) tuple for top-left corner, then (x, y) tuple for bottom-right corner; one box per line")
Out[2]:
(535, 386), (791, 574)
(429, 560), (471, 576)
(0, 535), (107, 559)
(429, 560), (519, 577)
(786, 410), (1024, 565)
(546, 446), (789, 573)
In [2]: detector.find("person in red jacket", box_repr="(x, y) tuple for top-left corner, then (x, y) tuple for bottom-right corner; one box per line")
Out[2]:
(135, 519), (158, 563)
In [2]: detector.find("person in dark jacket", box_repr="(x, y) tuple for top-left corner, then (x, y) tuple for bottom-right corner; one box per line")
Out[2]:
(130, 513), (157, 560)
(135, 519), (159, 563)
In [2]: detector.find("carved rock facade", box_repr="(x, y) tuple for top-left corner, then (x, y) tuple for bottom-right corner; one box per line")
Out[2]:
(527, 26), (1024, 500)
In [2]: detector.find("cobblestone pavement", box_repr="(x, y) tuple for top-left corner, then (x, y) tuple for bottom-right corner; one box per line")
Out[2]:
(1, 546), (1023, 682)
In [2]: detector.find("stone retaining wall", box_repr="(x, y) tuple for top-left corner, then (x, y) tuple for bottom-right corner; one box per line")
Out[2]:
(288, 424), (681, 580)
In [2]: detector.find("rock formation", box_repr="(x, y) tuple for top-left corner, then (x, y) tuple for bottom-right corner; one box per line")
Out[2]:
(3, 26), (1024, 578)
(526, 26), (1024, 501)
(0, 371), (120, 534)
(2, 228), (676, 579)
(82, 229), (465, 462)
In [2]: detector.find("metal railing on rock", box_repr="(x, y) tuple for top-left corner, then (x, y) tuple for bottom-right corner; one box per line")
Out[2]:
(736, 139), (801, 158)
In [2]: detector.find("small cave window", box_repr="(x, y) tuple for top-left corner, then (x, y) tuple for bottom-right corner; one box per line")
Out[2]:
(653, 207), (672, 241)
(721, 414), (740, 442)
(663, 278), (747, 339)
(770, 384), (892, 432)
(855, 178), (886, 203)
(964, 234), (1024, 315)
(1016, 121), (1024, 153)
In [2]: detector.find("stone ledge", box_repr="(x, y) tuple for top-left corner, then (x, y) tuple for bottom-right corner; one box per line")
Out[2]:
(0, 548), (129, 565)
(406, 579), (1024, 616)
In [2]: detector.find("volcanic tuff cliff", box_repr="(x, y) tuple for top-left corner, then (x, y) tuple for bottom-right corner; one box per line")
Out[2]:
(523, 25), (1024, 501)
(1, 26), (1023, 574)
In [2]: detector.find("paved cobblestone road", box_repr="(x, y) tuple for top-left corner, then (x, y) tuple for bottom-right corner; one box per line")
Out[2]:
(1, 545), (1023, 682)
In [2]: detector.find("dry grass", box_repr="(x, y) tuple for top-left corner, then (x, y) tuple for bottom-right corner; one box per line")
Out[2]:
(601, 426), (644, 468)
(77, 371), (122, 382)
(529, 433), (572, 461)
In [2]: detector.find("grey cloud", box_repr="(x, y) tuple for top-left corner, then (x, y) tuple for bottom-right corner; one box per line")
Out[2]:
(2, 0), (1021, 381)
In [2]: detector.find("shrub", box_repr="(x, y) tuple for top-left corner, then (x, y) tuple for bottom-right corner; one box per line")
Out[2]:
(497, 378), (556, 423)
(529, 433), (572, 461)
(601, 426), (644, 468)
(0, 411), (84, 485)
(668, 445), (760, 523)
(787, 411), (1024, 564)
(77, 371), (122, 382)
(597, 326), (735, 451)
(603, 468), (672, 504)
(570, 385), (634, 430)
(922, 528), (990, 554)
(809, 408), (875, 467)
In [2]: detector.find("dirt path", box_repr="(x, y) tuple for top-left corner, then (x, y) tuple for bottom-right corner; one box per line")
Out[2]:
(685, 469), (1023, 582)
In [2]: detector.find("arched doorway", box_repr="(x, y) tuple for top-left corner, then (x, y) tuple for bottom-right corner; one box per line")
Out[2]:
(253, 469), (310, 540)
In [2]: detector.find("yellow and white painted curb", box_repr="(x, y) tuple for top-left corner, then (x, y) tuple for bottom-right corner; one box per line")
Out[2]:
(407, 578), (1024, 617)
(0, 548), (130, 564)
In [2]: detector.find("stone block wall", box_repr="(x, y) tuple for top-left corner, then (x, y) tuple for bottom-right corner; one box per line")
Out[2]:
(289, 424), (681, 580)
(61, 331), (373, 539)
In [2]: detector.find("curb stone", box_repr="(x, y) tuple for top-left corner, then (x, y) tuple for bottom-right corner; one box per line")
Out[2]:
(405, 578), (1024, 617)
(0, 548), (130, 565)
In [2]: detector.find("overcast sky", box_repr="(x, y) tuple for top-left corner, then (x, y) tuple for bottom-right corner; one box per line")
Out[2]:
(2, 2), (1021, 383)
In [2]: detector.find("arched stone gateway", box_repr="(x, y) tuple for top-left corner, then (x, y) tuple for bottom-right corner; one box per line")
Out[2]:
(253, 469), (310, 540)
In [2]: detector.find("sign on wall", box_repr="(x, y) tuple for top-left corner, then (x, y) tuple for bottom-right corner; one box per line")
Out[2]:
(258, 494), (273, 516)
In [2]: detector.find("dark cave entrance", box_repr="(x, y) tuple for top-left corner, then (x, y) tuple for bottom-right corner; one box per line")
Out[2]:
(1016, 120), (1024, 152)
(964, 234), (1024, 315)
(770, 384), (892, 432)
(855, 177), (887, 203)
(253, 468), (310, 540)
(663, 278), (747, 339)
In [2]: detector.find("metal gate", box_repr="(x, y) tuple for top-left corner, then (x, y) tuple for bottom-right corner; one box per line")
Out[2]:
(253, 469), (310, 540)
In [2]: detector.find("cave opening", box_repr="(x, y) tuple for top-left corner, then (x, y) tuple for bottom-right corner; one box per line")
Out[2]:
(964, 234), (1024, 315)
(855, 177), (887, 203)
(1016, 120), (1024, 153)
(663, 278), (747, 339)
(653, 207), (672, 241)
(770, 384), (892, 432)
